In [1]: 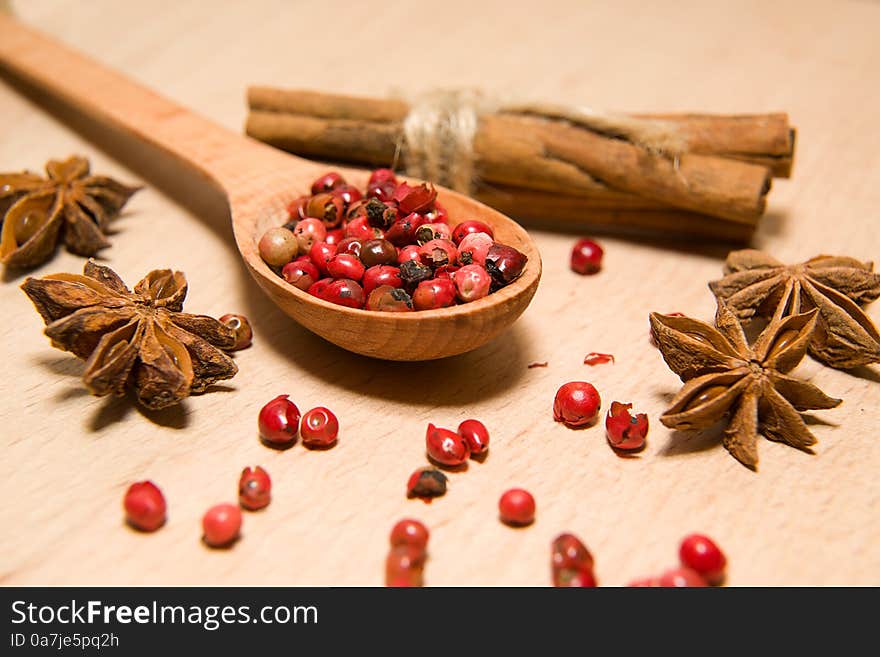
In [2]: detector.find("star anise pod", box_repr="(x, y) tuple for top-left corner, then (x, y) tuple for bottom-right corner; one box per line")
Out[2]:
(0, 156), (140, 268)
(709, 249), (880, 369)
(22, 261), (238, 410)
(650, 301), (841, 469)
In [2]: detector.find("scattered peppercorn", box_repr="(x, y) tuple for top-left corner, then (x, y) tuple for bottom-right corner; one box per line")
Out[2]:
(406, 467), (448, 500)
(258, 394), (300, 446)
(300, 406), (339, 448)
(457, 419), (490, 456)
(570, 238), (603, 274)
(605, 401), (649, 451)
(426, 423), (470, 466)
(553, 381), (601, 428)
(123, 481), (166, 532)
(679, 534), (726, 585)
(389, 519), (430, 552)
(385, 545), (425, 587)
(239, 466), (271, 511)
(202, 503), (242, 548)
(498, 488), (536, 526)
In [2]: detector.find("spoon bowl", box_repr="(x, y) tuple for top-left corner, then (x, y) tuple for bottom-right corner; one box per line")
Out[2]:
(0, 15), (540, 360)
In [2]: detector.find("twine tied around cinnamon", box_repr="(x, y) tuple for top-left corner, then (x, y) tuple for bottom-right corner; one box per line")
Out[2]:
(398, 89), (687, 194)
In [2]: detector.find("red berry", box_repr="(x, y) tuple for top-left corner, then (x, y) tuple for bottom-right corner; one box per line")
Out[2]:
(123, 481), (166, 532)
(457, 232), (493, 267)
(335, 237), (363, 258)
(310, 171), (345, 195)
(485, 243), (528, 285)
(553, 382), (601, 428)
(307, 277), (334, 299)
(363, 265), (403, 296)
(551, 533), (594, 573)
(367, 180), (397, 203)
(397, 244), (422, 264)
(453, 264), (491, 302)
(300, 407), (339, 448)
(324, 228), (345, 245)
(323, 278), (365, 308)
(412, 278), (456, 311)
(605, 401), (649, 451)
(239, 466), (271, 511)
(423, 202), (448, 224)
(330, 184), (362, 207)
(308, 241), (337, 275)
(292, 217), (326, 253)
(202, 503), (242, 548)
(406, 467), (448, 499)
(258, 394), (300, 445)
(499, 488), (536, 526)
(679, 534), (727, 584)
(570, 238), (603, 275)
(385, 213), (427, 246)
(457, 419), (489, 455)
(433, 265), (460, 280)
(366, 285), (413, 312)
(425, 423), (470, 466)
(658, 567), (708, 588)
(327, 253), (366, 281)
(385, 545), (425, 587)
(345, 215), (383, 241)
(452, 220), (494, 245)
(419, 239), (458, 269)
(390, 519), (429, 552)
(369, 168), (397, 185)
(282, 260), (319, 291)
(286, 195), (309, 221)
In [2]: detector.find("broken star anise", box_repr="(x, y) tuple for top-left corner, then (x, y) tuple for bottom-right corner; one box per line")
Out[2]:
(22, 261), (238, 410)
(709, 249), (880, 369)
(650, 301), (841, 470)
(1, 156), (140, 268)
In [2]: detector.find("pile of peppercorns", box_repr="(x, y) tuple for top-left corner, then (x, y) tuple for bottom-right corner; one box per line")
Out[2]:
(258, 169), (528, 311)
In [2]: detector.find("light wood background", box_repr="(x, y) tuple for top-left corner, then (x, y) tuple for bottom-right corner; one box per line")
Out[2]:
(1, 0), (878, 586)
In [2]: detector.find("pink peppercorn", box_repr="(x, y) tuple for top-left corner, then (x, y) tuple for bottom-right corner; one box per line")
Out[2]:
(453, 264), (492, 302)
(452, 220), (494, 245)
(239, 466), (271, 511)
(679, 534), (727, 585)
(202, 503), (242, 548)
(123, 481), (166, 532)
(412, 278), (456, 311)
(499, 488), (536, 526)
(457, 419), (490, 455)
(553, 382), (601, 428)
(425, 423), (470, 466)
(389, 519), (430, 552)
(570, 238), (603, 275)
(457, 232), (493, 267)
(300, 406), (339, 448)
(258, 394), (300, 446)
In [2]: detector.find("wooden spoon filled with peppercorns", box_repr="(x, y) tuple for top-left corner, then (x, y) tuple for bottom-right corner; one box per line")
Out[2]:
(0, 15), (540, 360)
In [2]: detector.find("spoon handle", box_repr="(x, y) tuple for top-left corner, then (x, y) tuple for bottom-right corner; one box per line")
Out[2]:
(0, 13), (300, 193)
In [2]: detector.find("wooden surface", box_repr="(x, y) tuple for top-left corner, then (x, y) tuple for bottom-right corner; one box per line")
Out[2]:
(1, 0), (878, 586)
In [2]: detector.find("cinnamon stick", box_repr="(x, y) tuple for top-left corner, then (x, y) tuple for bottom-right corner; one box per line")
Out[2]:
(246, 87), (796, 240)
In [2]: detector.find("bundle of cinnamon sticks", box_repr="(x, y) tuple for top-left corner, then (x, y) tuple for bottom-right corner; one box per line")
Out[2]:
(246, 87), (796, 242)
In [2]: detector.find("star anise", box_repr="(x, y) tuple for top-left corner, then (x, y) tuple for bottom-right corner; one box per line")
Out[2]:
(0, 156), (140, 268)
(650, 301), (841, 469)
(22, 261), (238, 410)
(709, 249), (880, 369)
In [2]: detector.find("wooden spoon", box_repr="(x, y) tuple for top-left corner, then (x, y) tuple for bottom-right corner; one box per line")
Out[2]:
(0, 15), (540, 361)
